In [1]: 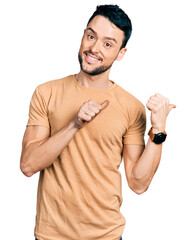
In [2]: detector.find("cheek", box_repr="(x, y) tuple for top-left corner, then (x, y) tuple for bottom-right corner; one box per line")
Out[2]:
(79, 41), (90, 55)
(103, 51), (119, 63)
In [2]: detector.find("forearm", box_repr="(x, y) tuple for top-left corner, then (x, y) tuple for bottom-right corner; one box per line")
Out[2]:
(126, 94), (175, 194)
(21, 121), (78, 176)
(21, 99), (109, 177)
(131, 138), (162, 192)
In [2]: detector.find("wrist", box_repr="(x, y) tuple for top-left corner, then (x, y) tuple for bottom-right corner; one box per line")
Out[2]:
(148, 127), (167, 144)
(70, 120), (80, 131)
(152, 127), (165, 134)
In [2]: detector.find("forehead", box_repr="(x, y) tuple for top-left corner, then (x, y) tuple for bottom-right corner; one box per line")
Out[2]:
(87, 15), (124, 44)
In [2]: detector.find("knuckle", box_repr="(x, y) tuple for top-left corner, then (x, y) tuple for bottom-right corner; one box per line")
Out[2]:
(154, 106), (158, 112)
(94, 105), (100, 111)
(78, 109), (83, 115)
(82, 103), (87, 108)
(80, 106), (85, 112)
(87, 115), (92, 121)
(157, 104), (162, 110)
(163, 98), (168, 106)
(88, 100), (96, 106)
(79, 112), (85, 119)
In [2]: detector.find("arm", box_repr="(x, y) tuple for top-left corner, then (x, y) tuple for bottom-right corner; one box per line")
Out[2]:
(20, 100), (109, 177)
(20, 122), (78, 177)
(123, 93), (176, 194)
(123, 139), (162, 194)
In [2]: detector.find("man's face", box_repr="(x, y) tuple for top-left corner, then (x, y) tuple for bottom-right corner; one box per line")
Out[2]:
(78, 15), (126, 76)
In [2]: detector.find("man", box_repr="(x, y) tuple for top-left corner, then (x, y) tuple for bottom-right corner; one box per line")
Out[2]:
(20, 5), (175, 240)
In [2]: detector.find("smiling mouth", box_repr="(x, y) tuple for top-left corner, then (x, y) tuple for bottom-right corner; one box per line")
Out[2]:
(84, 52), (102, 64)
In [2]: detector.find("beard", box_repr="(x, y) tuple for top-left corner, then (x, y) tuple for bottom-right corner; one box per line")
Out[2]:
(78, 51), (113, 76)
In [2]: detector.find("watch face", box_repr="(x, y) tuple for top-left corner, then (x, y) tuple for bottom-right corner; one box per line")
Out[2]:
(154, 133), (167, 144)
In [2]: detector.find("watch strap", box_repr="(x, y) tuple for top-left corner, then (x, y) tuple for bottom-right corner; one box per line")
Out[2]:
(148, 127), (155, 141)
(148, 127), (167, 142)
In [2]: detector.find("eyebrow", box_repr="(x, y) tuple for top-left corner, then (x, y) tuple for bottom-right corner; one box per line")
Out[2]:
(86, 27), (117, 44)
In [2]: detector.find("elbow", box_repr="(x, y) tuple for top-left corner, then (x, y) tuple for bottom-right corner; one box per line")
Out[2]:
(20, 165), (34, 177)
(20, 158), (35, 177)
(129, 182), (149, 195)
(21, 170), (34, 178)
(133, 186), (149, 195)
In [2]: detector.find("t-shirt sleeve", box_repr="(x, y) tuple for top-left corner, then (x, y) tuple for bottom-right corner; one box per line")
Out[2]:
(123, 106), (146, 145)
(26, 86), (50, 128)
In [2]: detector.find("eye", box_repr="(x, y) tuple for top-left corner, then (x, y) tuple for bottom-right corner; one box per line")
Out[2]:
(104, 42), (112, 48)
(88, 34), (94, 40)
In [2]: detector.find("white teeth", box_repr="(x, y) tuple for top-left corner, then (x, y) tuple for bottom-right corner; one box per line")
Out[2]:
(87, 54), (98, 60)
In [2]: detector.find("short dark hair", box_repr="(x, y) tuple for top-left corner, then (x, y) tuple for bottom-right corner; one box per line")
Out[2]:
(87, 5), (132, 49)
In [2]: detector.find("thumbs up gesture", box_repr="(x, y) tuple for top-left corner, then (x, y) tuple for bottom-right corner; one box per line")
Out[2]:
(146, 93), (176, 133)
(74, 100), (109, 129)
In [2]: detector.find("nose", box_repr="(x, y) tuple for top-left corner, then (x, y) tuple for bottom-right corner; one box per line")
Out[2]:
(90, 40), (101, 53)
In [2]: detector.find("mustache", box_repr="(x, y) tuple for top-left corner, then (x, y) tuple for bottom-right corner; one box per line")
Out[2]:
(84, 50), (103, 61)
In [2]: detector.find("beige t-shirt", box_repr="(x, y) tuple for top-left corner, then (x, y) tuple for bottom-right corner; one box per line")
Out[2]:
(27, 75), (146, 240)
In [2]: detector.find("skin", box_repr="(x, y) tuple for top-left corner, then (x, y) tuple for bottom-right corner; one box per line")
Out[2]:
(20, 15), (176, 194)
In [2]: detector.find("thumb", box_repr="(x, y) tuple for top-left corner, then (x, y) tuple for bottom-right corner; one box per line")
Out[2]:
(101, 100), (110, 110)
(168, 104), (176, 112)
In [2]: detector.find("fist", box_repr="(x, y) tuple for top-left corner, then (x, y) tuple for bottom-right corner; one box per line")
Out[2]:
(146, 93), (176, 133)
(73, 100), (109, 129)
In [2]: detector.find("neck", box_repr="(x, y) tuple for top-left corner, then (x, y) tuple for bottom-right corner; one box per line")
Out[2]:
(75, 70), (113, 90)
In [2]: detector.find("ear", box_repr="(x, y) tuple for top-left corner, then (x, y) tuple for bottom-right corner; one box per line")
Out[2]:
(116, 48), (127, 61)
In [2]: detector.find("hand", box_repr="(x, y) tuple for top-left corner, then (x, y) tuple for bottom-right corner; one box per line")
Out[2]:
(146, 93), (176, 133)
(73, 100), (109, 129)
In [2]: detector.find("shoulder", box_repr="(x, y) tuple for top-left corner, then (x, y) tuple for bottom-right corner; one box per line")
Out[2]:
(36, 75), (74, 93)
(113, 84), (146, 127)
(33, 75), (74, 100)
(31, 75), (74, 105)
(114, 83), (145, 110)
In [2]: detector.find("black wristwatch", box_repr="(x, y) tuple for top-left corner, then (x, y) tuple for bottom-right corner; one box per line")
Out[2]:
(148, 127), (167, 144)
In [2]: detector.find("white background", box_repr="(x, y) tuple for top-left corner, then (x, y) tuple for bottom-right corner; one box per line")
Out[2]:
(0, 0), (196, 239)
